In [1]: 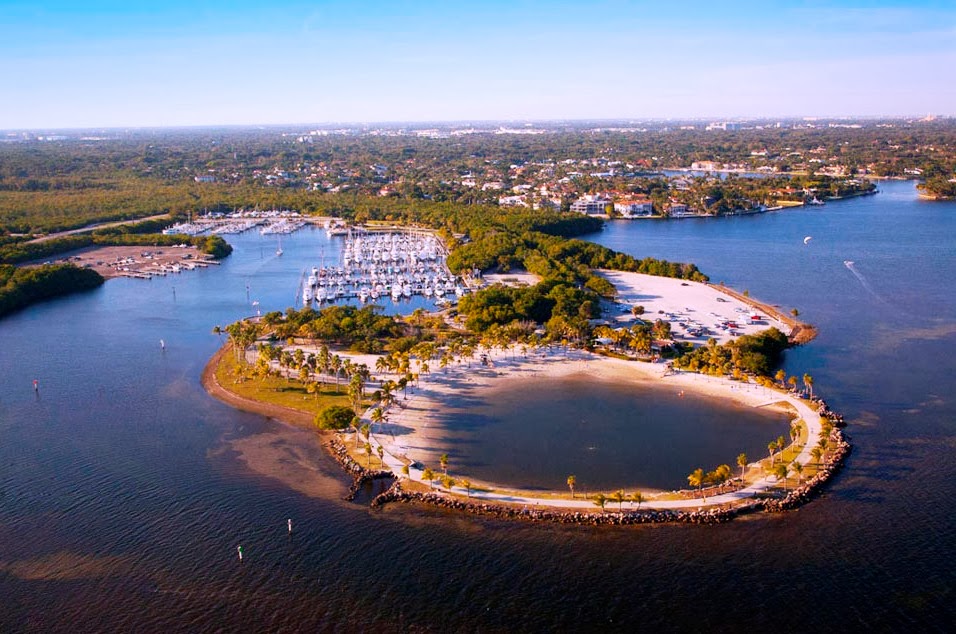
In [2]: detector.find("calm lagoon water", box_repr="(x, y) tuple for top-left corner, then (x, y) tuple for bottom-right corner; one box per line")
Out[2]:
(430, 373), (789, 491)
(1, 181), (954, 631)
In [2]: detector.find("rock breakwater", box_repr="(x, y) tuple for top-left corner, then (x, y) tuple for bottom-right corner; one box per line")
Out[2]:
(371, 483), (743, 525)
(327, 436), (393, 501)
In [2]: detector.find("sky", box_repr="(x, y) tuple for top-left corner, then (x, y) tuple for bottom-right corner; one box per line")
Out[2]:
(2, 0), (955, 129)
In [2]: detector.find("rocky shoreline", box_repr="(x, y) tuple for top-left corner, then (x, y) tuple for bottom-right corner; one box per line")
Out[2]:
(326, 437), (394, 501)
(353, 425), (852, 526)
(322, 379), (850, 527)
(763, 426), (851, 512)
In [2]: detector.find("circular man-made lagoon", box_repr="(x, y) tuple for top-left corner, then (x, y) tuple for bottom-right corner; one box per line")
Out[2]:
(411, 372), (792, 491)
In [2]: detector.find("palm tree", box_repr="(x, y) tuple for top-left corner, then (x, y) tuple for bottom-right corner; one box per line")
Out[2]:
(567, 474), (577, 499)
(810, 446), (823, 466)
(688, 468), (706, 498)
(361, 423), (371, 445)
(377, 445), (385, 468)
(346, 374), (365, 414)
(422, 467), (435, 488)
(380, 381), (395, 408)
(341, 358), (354, 383)
(787, 375), (798, 392)
(330, 355), (342, 390)
(370, 407), (385, 429)
(364, 442), (373, 468)
(802, 373), (814, 399)
(352, 416), (363, 448)
(610, 489), (626, 512)
(461, 479), (472, 498)
(737, 452), (748, 480)
(439, 453), (449, 475)
(630, 491), (644, 509)
(792, 461), (803, 484)
(375, 355), (389, 378)
(715, 464), (732, 488)
(775, 368), (787, 388)
(777, 436), (786, 459)
(442, 475), (455, 490)
(401, 464), (410, 478)
(592, 493), (607, 512)
(768, 441), (778, 466)
(318, 345), (331, 385)
(212, 324), (223, 344)
(773, 463), (790, 491)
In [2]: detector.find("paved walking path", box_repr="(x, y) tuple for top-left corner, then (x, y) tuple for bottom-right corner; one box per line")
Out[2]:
(361, 355), (822, 511)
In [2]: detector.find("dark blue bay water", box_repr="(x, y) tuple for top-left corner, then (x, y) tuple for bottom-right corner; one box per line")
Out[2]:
(1, 181), (954, 631)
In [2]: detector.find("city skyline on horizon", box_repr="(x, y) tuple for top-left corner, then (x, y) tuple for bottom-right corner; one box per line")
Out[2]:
(4, 114), (952, 135)
(3, 1), (955, 129)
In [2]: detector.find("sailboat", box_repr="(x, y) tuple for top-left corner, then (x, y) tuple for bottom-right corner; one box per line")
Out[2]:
(276, 234), (283, 257)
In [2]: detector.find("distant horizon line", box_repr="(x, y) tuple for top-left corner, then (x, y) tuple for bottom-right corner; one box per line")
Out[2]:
(3, 114), (953, 134)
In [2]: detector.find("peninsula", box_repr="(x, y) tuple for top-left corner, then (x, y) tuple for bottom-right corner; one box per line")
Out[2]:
(204, 243), (848, 524)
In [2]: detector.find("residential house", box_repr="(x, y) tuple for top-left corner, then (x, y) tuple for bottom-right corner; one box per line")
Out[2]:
(614, 198), (654, 217)
(570, 195), (612, 215)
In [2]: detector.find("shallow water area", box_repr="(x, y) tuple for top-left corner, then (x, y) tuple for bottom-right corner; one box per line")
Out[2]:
(1, 180), (955, 630)
(426, 372), (791, 491)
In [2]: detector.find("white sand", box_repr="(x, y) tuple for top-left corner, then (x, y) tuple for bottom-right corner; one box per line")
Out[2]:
(273, 270), (816, 511)
(598, 270), (792, 345)
(481, 270), (542, 287)
(363, 344), (821, 510)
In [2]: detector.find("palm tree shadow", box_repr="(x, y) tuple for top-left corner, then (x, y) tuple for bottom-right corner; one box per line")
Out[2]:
(432, 412), (497, 431)
(379, 423), (417, 437)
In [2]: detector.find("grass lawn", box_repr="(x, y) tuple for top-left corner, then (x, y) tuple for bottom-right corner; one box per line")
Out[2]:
(215, 350), (370, 417)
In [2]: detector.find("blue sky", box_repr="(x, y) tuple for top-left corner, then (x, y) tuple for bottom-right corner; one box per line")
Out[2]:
(2, 1), (954, 128)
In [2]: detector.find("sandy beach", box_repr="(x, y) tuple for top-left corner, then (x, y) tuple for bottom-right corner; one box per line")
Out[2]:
(204, 268), (820, 512)
(598, 269), (793, 344)
(367, 344), (820, 509)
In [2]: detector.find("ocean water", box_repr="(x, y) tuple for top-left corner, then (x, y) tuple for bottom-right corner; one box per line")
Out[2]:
(0, 180), (954, 631)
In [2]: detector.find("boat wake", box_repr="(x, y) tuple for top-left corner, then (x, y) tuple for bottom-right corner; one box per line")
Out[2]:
(844, 260), (887, 304)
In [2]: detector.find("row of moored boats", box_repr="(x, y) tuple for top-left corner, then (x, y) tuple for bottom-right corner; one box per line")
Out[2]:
(302, 231), (466, 306)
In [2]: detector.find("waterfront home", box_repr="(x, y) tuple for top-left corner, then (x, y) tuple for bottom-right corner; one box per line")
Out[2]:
(614, 198), (654, 218)
(667, 203), (697, 218)
(571, 195), (612, 215)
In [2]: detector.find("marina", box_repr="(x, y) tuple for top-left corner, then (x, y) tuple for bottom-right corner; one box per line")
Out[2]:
(162, 209), (309, 237)
(1, 181), (954, 631)
(299, 228), (467, 308)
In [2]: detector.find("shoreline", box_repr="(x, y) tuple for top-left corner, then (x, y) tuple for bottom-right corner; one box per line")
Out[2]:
(201, 344), (318, 428)
(203, 338), (850, 523)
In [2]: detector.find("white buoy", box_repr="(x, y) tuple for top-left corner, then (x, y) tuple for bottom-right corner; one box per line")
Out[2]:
(33, 379), (38, 391)
(287, 518), (292, 534)
(237, 545), (243, 561)
(160, 339), (166, 350)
